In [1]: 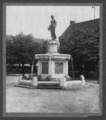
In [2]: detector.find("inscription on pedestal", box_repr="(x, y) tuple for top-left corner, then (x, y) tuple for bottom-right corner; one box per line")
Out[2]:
(42, 62), (48, 74)
(55, 62), (63, 74)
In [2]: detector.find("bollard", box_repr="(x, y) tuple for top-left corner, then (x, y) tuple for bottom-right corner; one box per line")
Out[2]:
(18, 76), (22, 85)
(32, 77), (38, 87)
(60, 78), (67, 89)
(80, 75), (85, 85)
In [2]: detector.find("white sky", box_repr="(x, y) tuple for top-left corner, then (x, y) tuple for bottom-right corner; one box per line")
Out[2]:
(6, 6), (100, 39)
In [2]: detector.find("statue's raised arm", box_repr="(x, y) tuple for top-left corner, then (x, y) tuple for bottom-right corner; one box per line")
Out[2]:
(48, 15), (57, 40)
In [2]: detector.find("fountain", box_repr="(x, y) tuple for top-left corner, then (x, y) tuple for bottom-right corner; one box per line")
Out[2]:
(15, 39), (71, 89)
(35, 39), (71, 88)
(35, 15), (71, 87)
(15, 15), (85, 89)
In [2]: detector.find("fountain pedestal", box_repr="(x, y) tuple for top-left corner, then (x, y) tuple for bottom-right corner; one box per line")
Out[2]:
(35, 40), (71, 83)
(15, 39), (71, 89)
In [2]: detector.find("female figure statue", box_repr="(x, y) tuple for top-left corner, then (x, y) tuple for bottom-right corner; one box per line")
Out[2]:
(48, 15), (57, 40)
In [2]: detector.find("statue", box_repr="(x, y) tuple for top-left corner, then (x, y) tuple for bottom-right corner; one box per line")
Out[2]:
(48, 15), (57, 40)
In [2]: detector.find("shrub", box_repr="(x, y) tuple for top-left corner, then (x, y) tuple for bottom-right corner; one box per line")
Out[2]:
(84, 71), (97, 79)
(69, 71), (98, 80)
(69, 71), (81, 78)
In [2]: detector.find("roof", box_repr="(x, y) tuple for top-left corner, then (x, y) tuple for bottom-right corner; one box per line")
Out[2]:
(60, 18), (100, 39)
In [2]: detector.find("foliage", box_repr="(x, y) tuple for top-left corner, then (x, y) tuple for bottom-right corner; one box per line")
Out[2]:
(60, 28), (99, 72)
(6, 32), (46, 75)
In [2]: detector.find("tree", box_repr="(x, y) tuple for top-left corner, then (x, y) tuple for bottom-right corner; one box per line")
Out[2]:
(60, 28), (99, 73)
(6, 32), (46, 75)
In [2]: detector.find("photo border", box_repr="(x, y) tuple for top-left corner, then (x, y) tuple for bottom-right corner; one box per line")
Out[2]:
(0, 0), (105, 119)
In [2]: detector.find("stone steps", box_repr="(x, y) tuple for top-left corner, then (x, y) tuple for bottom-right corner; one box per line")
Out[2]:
(14, 84), (35, 89)
(37, 84), (61, 89)
(37, 81), (61, 89)
(15, 80), (61, 89)
(15, 83), (61, 89)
